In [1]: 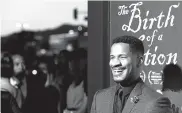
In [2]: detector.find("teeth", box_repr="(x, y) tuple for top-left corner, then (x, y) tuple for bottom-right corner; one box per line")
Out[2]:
(114, 70), (123, 73)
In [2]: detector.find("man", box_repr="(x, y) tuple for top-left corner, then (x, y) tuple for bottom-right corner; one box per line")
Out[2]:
(11, 54), (27, 108)
(1, 52), (22, 113)
(90, 35), (172, 113)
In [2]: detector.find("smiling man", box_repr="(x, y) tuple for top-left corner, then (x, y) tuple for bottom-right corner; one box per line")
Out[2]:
(90, 35), (173, 113)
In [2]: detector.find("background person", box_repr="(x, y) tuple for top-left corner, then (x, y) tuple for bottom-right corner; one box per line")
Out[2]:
(1, 52), (22, 113)
(162, 63), (182, 113)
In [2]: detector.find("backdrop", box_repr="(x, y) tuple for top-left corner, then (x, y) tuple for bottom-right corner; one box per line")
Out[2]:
(109, 1), (182, 91)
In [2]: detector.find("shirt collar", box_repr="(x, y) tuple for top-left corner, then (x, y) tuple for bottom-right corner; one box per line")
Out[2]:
(116, 78), (142, 96)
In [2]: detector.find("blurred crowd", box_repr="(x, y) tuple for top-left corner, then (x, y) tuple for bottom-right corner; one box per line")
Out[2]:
(1, 47), (88, 113)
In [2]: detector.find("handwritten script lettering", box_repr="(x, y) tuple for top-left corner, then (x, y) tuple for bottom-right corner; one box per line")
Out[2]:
(120, 2), (180, 33)
(117, 2), (180, 82)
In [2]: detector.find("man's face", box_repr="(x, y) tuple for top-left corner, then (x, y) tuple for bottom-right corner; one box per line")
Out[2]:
(69, 60), (79, 74)
(13, 55), (25, 75)
(38, 63), (48, 75)
(109, 43), (138, 83)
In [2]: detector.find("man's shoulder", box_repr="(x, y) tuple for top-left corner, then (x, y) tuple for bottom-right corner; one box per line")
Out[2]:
(95, 85), (117, 97)
(143, 87), (172, 113)
(143, 84), (162, 97)
(137, 83), (172, 113)
(142, 83), (162, 98)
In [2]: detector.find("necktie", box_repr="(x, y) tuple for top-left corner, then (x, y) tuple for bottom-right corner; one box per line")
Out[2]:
(16, 88), (24, 108)
(118, 90), (123, 113)
(113, 88), (123, 113)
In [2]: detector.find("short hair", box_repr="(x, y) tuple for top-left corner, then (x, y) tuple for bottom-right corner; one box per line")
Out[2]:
(1, 52), (14, 78)
(162, 63), (182, 92)
(12, 54), (24, 61)
(112, 35), (144, 55)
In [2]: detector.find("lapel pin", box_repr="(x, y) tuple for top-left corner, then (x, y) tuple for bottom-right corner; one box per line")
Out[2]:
(131, 96), (139, 104)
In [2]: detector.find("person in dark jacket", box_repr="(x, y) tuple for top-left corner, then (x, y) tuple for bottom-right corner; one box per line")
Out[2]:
(1, 52), (22, 113)
(162, 63), (182, 113)
(90, 35), (172, 113)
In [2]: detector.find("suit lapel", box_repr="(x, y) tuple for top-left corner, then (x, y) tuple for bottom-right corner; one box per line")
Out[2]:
(122, 81), (144, 113)
(108, 85), (117, 113)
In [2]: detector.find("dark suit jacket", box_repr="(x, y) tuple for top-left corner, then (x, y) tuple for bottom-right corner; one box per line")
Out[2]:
(1, 91), (22, 113)
(90, 81), (172, 113)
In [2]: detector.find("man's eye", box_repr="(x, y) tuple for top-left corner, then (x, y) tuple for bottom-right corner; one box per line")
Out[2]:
(15, 63), (19, 66)
(119, 56), (127, 59)
(110, 56), (114, 59)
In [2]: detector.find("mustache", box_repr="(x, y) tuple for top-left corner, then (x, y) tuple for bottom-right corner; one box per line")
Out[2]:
(112, 66), (125, 70)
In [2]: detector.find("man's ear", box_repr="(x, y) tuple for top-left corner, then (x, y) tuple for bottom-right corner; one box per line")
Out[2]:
(137, 55), (143, 68)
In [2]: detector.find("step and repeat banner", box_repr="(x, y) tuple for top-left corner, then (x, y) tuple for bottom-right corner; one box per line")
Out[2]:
(110, 1), (182, 91)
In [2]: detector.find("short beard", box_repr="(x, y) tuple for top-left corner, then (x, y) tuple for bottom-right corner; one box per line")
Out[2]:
(15, 71), (25, 81)
(118, 77), (132, 87)
(119, 76), (140, 87)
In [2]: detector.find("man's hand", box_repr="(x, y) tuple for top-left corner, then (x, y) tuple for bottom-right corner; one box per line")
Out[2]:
(145, 97), (173, 113)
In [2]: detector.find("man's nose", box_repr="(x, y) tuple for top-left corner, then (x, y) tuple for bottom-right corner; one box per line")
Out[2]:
(112, 58), (122, 67)
(20, 63), (25, 70)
